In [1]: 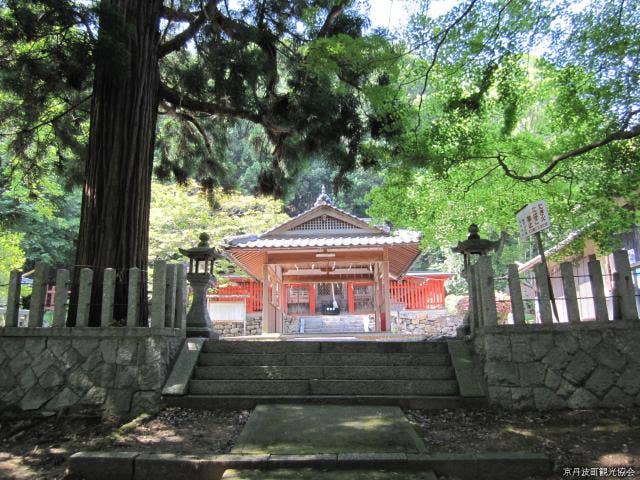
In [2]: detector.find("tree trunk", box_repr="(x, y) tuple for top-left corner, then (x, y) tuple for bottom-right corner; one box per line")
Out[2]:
(68, 0), (162, 326)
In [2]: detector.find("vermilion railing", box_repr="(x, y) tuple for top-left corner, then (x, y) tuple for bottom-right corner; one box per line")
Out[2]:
(210, 276), (446, 313)
(389, 278), (446, 310)
(209, 279), (262, 312)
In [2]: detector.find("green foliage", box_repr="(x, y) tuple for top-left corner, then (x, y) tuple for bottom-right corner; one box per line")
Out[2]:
(148, 181), (289, 272)
(367, 0), (640, 256)
(0, 228), (24, 300)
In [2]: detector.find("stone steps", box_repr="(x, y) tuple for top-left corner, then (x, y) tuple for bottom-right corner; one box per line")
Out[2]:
(194, 365), (456, 380)
(198, 352), (451, 366)
(300, 316), (369, 334)
(202, 340), (449, 354)
(163, 339), (487, 410)
(189, 379), (459, 396)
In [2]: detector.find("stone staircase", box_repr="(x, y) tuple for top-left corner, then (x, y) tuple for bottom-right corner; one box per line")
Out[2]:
(300, 315), (370, 333)
(164, 340), (486, 410)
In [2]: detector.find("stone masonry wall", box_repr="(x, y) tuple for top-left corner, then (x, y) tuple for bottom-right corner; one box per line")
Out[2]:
(283, 315), (300, 334)
(212, 317), (262, 337)
(391, 310), (463, 338)
(0, 327), (182, 417)
(473, 321), (640, 410)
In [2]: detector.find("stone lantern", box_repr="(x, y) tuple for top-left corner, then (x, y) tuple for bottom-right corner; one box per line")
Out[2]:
(451, 224), (500, 335)
(179, 232), (221, 338)
(451, 224), (500, 276)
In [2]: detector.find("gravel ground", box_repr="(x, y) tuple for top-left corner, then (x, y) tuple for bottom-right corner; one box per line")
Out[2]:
(406, 407), (640, 480)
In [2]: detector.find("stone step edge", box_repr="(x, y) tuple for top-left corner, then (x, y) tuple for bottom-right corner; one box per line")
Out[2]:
(163, 394), (487, 410)
(69, 451), (552, 480)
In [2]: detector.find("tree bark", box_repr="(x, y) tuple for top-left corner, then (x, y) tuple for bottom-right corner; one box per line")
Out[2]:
(69, 0), (162, 326)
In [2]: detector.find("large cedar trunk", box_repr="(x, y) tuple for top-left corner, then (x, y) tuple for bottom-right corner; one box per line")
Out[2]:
(69, 0), (162, 326)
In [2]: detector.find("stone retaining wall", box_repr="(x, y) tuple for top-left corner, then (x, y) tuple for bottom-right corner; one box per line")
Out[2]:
(473, 321), (640, 410)
(212, 318), (262, 337)
(0, 327), (182, 417)
(283, 315), (300, 334)
(391, 310), (463, 338)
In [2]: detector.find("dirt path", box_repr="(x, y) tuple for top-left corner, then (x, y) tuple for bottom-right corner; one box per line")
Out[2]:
(0, 408), (249, 480)
(1, 407), (638, 479)
(407, 407), (640, 479)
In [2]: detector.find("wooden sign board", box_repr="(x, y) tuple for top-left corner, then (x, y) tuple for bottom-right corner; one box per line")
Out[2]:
(517, 200), (551, 239)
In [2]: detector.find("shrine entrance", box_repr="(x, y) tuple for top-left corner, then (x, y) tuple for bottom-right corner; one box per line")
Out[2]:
(224, 187), (422, 334)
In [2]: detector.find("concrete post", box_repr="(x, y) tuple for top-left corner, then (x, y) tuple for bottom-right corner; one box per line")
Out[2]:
(560, 262), (580, 323)
(5, 270), (21, 327)
(28, 262), (48, 327)
(76, 268), (94, 327)
(165, 264), (177, 328)
(534, 263), (553, 324)
(175, 263), (188, 333)
(612, 249), (638, 321)
(100, 268), (116, 327)
(151, 260), (167, 328)
(507, 264), (525, 325)
(126, 267), (141, 327)
(588, 257), (609, 322)
(53, 269), (69, 327)
(477, 256), (498, 326)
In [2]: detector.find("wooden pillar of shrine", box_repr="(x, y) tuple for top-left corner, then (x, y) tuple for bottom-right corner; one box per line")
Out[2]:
(373, 262), (381, 331)
(262, 264), (272, 333)
(275, 265), (284, 333)
(381, 260), (391, 332)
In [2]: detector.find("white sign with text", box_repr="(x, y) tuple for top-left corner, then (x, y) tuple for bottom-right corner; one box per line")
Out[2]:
(517, 200), (551, 239)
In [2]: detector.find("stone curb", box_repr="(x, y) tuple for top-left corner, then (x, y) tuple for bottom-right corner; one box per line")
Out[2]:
(68, 451), (138, 480)
(162, 337), (205, 396)
(477, 319), (639, 334)
(0, 326), (183, 338)
(69, 451), (552, 480)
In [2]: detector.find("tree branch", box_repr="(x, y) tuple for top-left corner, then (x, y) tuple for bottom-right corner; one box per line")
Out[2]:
(463, 164), (500, 194)
(496, 122), (640, 181)
(158, 0), (217, 57)
(160, 5), (197, 23)
(318, 1), (348, 38)
(415, 0), (479, 130)
(160, 100), (213, 156)
(159, 83), (261, 123)
(0, 95), (91, 137)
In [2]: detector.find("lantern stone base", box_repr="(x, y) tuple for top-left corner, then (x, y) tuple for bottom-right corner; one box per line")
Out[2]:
(185, 272), (218, 340)
(187, 326), (218, 339)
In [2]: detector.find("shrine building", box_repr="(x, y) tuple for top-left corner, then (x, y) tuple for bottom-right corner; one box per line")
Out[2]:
(213, 188), (449, 334)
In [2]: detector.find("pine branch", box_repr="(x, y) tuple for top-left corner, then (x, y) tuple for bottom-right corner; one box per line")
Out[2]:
(158, 0), (218, 57)
(160, 6), (197, 23)
(318, 1), (349, 38)
(0, 95), (91, 137)
(159, 83), (261, 123)
(160, 100), (213, 157)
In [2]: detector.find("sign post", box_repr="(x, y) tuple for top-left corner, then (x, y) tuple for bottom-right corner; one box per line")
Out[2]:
(516, 200), (560, 322)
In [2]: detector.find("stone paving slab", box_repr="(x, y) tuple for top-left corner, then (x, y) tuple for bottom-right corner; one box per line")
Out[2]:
(231, 404), (427, 455)
(221, 468), (437, 479)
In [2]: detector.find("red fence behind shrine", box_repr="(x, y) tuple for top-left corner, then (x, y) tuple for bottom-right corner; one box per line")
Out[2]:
(209, 274), (448, 313)
(389, 276), (446, 310)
